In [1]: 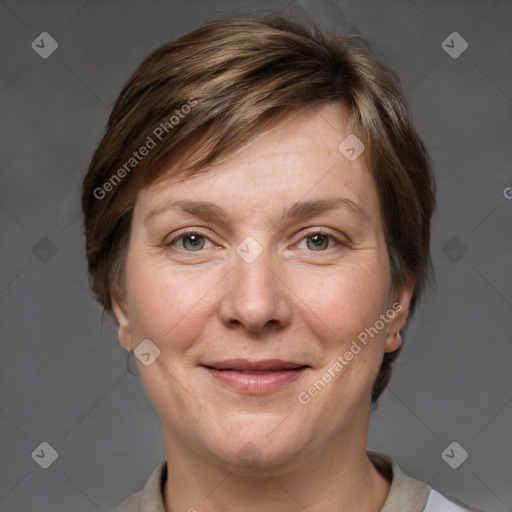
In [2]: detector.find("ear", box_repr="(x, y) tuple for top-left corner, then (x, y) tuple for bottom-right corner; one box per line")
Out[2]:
(384, 275), (415, 353)
(111, 294), (133, 351)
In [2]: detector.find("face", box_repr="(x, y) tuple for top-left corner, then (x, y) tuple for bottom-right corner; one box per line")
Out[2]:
(113, 103), (413, 472)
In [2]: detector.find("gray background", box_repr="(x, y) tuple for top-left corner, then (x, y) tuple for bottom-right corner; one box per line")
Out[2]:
(1, 0), (511, 511)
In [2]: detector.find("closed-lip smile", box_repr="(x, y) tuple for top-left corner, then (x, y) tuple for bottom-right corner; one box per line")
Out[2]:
(200, 359), (309, 393)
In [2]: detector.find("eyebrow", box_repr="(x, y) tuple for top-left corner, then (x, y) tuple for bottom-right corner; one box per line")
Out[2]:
(145, 200), (229, 226)
(282, 198), (369, 222)
(144, 197), (369, 227)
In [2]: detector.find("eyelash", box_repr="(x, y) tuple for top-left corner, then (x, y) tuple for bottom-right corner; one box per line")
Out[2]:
(165, 229), (345, 253)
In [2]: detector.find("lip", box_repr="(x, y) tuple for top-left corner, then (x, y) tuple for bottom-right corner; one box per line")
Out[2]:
(202, 359), (306, 372)
(201, 359), (309, 394)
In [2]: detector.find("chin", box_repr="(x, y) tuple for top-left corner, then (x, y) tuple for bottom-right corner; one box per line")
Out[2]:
(205, 415), (308, 472)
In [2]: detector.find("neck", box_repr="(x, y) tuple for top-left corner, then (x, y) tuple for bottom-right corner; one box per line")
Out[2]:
(162, 418), (391, 512)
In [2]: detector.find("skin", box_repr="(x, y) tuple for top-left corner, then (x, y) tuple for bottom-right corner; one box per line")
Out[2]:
(113, 103), (414, 511)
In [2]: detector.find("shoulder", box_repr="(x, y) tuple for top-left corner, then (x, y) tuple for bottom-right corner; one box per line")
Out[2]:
(368, 451), (487, 512)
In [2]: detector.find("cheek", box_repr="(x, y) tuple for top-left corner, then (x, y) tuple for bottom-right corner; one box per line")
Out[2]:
(125, 259), (219, 345)
(292, 258), (390, 341)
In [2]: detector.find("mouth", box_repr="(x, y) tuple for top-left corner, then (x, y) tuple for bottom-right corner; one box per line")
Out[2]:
(200, 359), (310, 394)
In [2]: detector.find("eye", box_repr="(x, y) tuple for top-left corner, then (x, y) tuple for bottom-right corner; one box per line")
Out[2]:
(167, 232), (213, 251)
(297, 231), (342, 252)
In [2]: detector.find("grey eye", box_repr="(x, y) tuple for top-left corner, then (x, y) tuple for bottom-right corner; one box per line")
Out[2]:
(306, 234), (330, 251)
(181, 234), (206, 251)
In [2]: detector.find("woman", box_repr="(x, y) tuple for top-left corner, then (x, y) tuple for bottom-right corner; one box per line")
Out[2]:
(82, 15), (483, 512)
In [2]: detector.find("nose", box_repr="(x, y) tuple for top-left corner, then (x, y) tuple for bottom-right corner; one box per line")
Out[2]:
(219, 243), (292, 334)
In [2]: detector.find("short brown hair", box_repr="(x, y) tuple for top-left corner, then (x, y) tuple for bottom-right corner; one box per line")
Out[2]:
(82, 15), (435, 402)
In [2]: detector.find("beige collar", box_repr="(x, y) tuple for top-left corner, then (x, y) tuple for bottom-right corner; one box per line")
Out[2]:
(133, 451), (431, 512)
(368, 451), (431, 512)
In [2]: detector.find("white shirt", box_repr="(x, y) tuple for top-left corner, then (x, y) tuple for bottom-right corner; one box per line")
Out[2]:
(424, 489), (482, 511)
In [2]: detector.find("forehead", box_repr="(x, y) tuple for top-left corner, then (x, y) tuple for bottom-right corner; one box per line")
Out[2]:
(134, 104), (380, 225)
